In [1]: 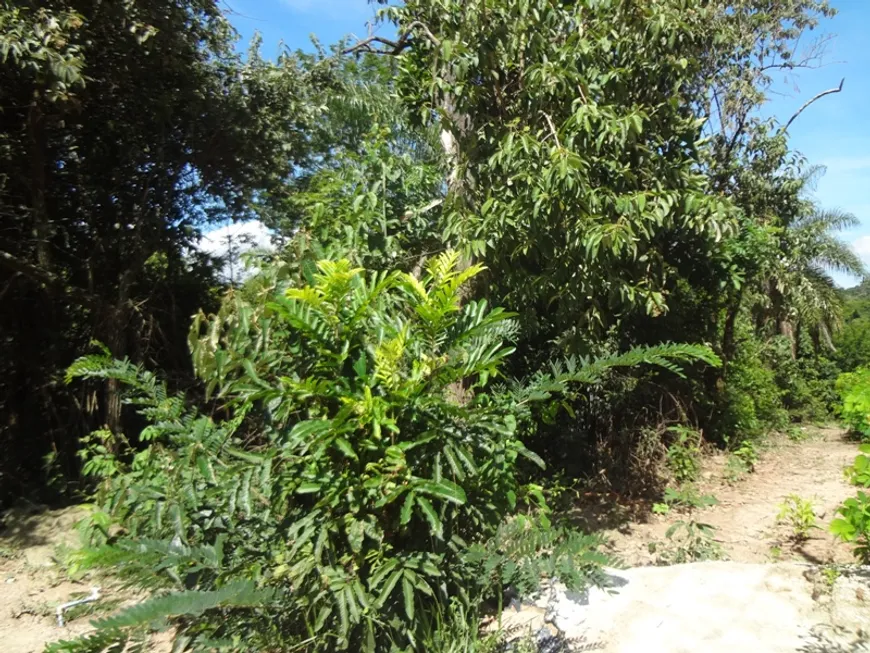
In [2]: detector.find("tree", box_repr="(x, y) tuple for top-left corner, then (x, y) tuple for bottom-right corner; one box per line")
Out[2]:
(0, 1), (320, 502)
(259, 51), (447, 274)
(375, 0), (737, 364)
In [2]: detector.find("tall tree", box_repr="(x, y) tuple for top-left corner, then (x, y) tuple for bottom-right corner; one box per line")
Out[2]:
(0, 1), (316, 501)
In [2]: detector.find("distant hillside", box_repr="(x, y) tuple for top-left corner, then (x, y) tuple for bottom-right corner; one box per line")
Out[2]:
(843, 280), (870, 302)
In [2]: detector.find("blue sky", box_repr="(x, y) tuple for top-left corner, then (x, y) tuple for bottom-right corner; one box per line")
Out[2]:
(222, 0), (870, 286)
(222, 0), (386, 55)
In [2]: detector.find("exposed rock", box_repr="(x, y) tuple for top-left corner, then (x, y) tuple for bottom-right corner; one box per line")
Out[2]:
(501, 563), (870, 652)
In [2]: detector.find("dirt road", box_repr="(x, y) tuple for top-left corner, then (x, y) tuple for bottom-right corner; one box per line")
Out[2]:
(603, 426), (861, 566)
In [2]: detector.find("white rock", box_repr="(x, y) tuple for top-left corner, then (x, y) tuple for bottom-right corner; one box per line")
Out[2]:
(501, 562), (870, 652)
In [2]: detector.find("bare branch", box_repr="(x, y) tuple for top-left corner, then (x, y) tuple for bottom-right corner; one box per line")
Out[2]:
(342, 20), (440, 56)
(542, 112), (561, 149)
(404, 21), (441, 48)
(342, 35), (403, 56)
(781, 78), (845, 134)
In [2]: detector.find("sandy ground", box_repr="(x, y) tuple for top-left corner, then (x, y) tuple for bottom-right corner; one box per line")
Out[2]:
(493, 425), (870, 651)
(592, 426), (861, 566)
(0, 505), (170, 653)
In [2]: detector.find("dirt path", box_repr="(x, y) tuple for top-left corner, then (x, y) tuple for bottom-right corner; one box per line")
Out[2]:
(600, 426), (861, 566)
(0, 505), (171, 653)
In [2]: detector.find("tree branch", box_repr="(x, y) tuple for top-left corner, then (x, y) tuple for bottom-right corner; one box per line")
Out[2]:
(343, 21), (440, 56)
(781, 78), (845, 134)
(0, 249), (99, 309)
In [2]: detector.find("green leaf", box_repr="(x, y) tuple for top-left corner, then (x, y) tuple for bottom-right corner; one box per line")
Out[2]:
(333, 437), (357, 460)
(376, 569), (403, 607)
(415, 479), (467, 505)
(94, 581), (274, 630)
(830, 518), (857, 541)
(289, 420), (332, 443)
(416, 496), (443, 539)
(402, 574), (415, 621)
(347, 518), (365, 553)
(400, 492), (415, 526)
(518, 445), (546, 470)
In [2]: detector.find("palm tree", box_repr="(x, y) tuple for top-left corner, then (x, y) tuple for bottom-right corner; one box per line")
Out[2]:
(763, 207), (866, 355)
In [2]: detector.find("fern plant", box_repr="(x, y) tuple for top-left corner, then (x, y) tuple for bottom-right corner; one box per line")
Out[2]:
(63, 252), (719, 651)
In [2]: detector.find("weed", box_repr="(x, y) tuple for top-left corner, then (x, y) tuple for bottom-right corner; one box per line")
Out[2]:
(661, 485), (718, 512)
(649, 520), (723, 564)
(724, 454), (750, 484)
(776, 495), (818, 541)
(768, 545), (782, 561)
(733, 440), (759, 471)
(822, 566), (840, 590)
(665, 426), (702, 484)
(651, 502), (670, 516)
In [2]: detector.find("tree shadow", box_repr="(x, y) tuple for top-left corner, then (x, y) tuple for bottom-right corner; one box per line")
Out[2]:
(565, 492), (652, 534)
(0, 502), (83, 551)
(796, 629), (870, 653)
(500, 626), (605, 653)
(792, 543), (828, 566)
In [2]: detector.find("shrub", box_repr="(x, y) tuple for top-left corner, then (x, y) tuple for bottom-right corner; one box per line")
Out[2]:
(665, 426), (701, 484)
(660, 485), (718, 513)
(830, 492), (870, 563)
(723, 454), (750, 484)
(649, 520), (722, 564)
(716, 327), (788, 442)
(776, 495), (818, 542)
(732, 439), (759, 470)
(63, 253), (717, 651)
(770, 336), (839, 423)
(836, 368), (870, 441)
(67, 254), (534, 650)
(844, 445), (870, 487)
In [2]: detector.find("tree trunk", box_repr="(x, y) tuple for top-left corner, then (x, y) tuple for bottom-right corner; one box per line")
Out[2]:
(779, 318), (797, 359)
(27, 95), (51, 269)
(721, 289), (743, 363)
(104, 269), (134, 435)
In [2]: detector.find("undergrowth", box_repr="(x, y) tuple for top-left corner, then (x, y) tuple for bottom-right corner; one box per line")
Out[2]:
(58, 253), (716, 652)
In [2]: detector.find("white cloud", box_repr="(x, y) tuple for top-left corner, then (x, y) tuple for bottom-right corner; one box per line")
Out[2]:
(852, 235), (870, 257)
(819, 156), (870, 174)
(198, 220), (274, 283)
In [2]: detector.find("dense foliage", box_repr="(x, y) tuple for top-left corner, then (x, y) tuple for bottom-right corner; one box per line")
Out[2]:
(836, 368), (870, 441)
(0, 0), (324, 502)
(60, 254), (712, 651)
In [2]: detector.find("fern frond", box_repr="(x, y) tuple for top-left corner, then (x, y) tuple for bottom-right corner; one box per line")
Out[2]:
(93, 580), (275, 630)
(45, 628), (145, 653)
(559, 342), (720, 385)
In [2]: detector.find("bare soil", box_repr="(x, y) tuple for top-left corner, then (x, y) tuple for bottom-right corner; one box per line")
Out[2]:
(590, 426), (861, 566)
(0, 504), (170, 653)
